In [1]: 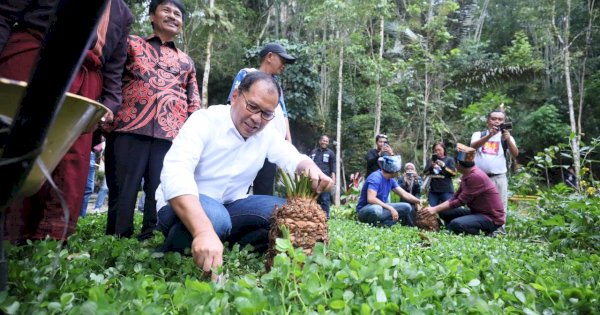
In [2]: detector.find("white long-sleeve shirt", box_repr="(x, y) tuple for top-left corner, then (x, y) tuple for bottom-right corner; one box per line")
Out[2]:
(157, 105), (307, 210)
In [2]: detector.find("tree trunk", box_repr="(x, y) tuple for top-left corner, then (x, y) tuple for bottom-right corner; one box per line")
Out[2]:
(422, 70), (430, 167)
(335, 39), (344, 207)
(373, 16), (384, 137)
(474, 0), (489, 42)
(556, 0), (582, 192)
(200, 0), (215, 109)
(578, 0), (595, 135)
(201, 32), (213, 109)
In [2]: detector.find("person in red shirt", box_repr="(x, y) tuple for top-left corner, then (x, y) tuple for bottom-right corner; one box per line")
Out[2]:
(0, 0), (132, 243)
(421, 143), (505, 235)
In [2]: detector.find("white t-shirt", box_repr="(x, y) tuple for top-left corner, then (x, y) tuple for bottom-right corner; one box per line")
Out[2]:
(470, 131), (516, 175)
(156, 105), (308, 210)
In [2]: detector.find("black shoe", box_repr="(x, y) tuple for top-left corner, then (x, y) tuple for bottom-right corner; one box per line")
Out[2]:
(137, 229), (155, 241)
(159, 222), (192, 253)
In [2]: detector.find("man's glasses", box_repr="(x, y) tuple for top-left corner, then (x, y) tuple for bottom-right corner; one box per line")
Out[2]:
(240, 93), (275, 121)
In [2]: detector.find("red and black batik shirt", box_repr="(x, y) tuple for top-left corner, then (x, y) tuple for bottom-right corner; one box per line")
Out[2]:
(113, 35), (200, 141)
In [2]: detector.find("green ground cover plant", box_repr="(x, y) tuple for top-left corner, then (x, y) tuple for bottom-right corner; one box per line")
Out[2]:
(2, 190), (599, 314)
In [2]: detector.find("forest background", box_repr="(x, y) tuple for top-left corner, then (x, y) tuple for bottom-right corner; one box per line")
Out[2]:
(126, 0), (599, 200)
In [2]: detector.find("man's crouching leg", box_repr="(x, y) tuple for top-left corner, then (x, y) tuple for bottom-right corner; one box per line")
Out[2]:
(157, 194), (232, 253)
(225, 195), (286, 253)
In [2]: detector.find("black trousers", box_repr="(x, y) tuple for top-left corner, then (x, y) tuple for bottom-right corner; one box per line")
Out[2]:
(438, 207), (499, 235)
(105, 132), (171, 237)
(252, 159), (276, 195)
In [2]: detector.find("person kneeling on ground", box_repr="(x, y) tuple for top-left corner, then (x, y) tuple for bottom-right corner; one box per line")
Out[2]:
(155, 71), (333, 277)
(356, 155), (421, 227)
(421, 143), (505, 235)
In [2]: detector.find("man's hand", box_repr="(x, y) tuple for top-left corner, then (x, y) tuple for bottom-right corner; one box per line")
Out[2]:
(501, 129), (511, 141)
(421, 206), (437, 216)
(311, 172), (334, 194)
(297, 159), (334, 193)
(101, 109), (114, 125)
(381, 145), (394, 156)
(489, 125), (501, 137)
(191, 229), (224, 281)
(388, 207), (399, 221)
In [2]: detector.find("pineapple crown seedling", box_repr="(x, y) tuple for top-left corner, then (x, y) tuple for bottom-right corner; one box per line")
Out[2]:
(279, 169), (319, 200)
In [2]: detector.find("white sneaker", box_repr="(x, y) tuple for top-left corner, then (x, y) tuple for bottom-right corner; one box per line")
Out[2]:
(492, 225), (506, 236)
(93, 208), (100, 213)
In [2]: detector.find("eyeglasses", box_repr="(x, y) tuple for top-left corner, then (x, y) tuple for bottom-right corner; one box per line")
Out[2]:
(240, 93), (275, 121)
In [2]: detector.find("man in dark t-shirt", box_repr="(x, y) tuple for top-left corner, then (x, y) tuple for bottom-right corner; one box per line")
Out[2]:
(365, 134), (394, 177)
(310, 135), (336, 217)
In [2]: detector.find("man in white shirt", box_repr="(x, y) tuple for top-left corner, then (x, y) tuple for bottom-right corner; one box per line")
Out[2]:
(470, 110), (518, 232)
(156, 71), (333, 277)
(226, 43), (296, 196)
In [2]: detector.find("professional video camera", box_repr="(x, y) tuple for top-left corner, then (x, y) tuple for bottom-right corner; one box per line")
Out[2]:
(498, 122), (513, 132)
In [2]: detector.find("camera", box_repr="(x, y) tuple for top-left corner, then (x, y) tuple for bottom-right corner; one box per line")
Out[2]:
(431, 154), (439, 162)
(499, 122), (513, 132)
(383, 141), (389, 147)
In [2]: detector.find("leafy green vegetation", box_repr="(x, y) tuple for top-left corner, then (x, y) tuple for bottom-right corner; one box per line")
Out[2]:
(3, 189), (599, 314)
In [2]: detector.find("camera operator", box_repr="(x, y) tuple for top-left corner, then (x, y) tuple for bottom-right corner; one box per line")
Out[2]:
(365, 134), (395, 177)
(423, 142), (456, 207)
(398, 163), (422, 201)
(470, 110), (518, 234)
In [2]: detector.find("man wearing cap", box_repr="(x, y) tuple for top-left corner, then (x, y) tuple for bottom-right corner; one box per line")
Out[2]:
(227, 42), (296, 196)
(365, 134), (395, 178)
(356, 155), (420, 227)
(421, 144), (505, 235)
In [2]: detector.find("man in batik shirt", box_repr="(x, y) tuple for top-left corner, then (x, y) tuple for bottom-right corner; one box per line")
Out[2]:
(105, 0), (200, 240)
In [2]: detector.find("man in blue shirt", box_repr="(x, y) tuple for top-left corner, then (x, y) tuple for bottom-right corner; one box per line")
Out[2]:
(356, 155), (421, 227)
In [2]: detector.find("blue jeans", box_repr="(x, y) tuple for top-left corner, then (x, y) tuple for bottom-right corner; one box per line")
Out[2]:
(157, 194), (286, 253)
(317, 191), (331, 218)
(428, 191), (454, 207)
(438, 207), (499, 235)
(94, 176), (108, 210)
(80, 151), (96, 217)
(357, 202), (415, 227)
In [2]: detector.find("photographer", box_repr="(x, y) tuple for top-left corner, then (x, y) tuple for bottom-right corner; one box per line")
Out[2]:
(423, 142), (456, 207)
(470, 110), (518, 234)
(398, 163), (422, 201)
(365, 134), (395, 177)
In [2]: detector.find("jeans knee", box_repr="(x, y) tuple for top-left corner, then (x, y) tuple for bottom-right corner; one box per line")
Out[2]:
(212, 216), (232, 240)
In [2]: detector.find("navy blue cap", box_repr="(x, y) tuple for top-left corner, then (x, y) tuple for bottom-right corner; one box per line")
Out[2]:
(259, 43), (296, 64)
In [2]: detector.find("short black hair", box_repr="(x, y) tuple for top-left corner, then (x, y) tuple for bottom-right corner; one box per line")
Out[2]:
(458, 160), (475, 168)
(375, 134), (388, 142)
(149, 0), (186, 22)
(238, 71), (281, 99)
